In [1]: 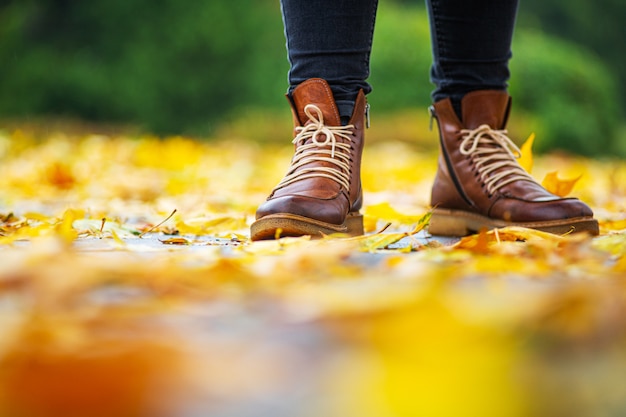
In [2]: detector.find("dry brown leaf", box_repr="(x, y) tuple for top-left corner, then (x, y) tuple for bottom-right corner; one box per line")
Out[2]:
(160, 237), (191, 245)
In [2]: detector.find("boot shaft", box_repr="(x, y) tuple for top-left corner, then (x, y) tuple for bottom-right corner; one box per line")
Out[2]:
(429, 89), (597, 236)
(285, 78), (368, 208)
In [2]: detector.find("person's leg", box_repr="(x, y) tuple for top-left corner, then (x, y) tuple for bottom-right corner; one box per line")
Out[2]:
(282, 0), (378, 121)
(251, 1), (378, 240)
(426, 0), (598, 236)
(427, 0), (518, 115)
(281, 0), (378, 118)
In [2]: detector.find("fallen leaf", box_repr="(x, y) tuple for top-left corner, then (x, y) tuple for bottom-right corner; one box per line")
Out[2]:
(452, 226), (565, 253)
(160, 237), (191, 245)
(364, 202), (429, 226)
(518, 132), (535, 173)
(542, 171), (582, 197)
(73, 219), (139, 238)
(346, 211), (432, 252)
(0, 122), (624, 417)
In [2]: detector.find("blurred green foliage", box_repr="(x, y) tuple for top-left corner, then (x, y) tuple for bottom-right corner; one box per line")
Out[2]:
(0, 0), (623, 155)
(518, 0), (626, 115)
(509, 31), (621, 156)
(0, 0), (287, 133)
(368, 3), (624, 156)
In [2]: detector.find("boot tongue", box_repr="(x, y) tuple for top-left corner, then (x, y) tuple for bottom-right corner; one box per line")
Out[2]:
(461, 90), (511, 130)
(291, 78), (342, 126)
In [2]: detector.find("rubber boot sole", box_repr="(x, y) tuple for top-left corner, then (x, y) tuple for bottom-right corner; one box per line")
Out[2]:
(250, 212), (363, 241)
(428, 208), (599, 237)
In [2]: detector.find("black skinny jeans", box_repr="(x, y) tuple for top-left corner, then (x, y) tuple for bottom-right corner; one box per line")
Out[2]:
(281, 0), (519, 116)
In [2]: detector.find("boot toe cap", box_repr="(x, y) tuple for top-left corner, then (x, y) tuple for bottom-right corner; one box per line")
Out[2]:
(256, 194), (347, 226)
(493, 197), (595, 223)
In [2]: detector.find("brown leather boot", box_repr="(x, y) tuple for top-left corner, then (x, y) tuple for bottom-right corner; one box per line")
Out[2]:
(428, 90), (599, 236)
(250, 78), (368, 240)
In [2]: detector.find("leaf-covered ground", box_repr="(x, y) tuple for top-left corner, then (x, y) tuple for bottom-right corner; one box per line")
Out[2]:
(1, 129), (626, 417)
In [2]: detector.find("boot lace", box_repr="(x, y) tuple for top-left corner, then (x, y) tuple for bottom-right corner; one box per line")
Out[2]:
(274, 104), (354, 191)
(460, 124), (535, 195)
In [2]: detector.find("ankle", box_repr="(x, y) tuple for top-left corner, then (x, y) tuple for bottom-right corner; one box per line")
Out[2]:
(335, 99), (356, 125)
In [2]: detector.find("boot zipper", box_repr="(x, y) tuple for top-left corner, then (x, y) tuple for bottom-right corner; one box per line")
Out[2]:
(365, 103), (371, 128)
(428, 105), (436, 131)
(430, 104), (475, 208)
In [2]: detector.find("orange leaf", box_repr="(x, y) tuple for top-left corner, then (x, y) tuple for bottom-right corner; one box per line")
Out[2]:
(541, 171), (582, 197)
(45, 162), (76, 190)
(160, 237), (190, 245)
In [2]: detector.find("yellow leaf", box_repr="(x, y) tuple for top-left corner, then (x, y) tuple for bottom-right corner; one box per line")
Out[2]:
(347, 211), (432, 252)
(23, 212), (50, 222)
(365, 202), (427, 223)
(518, 132), (535, 173)
(356, 232), (410, 252)
(541, 171), (582, 197)
(72, 219), (138, 238)
(110, 228), (127, 246)
(56, 209), (79, 243)
(493, 226), (565, 242)
(592, 233), (626, 256)
(333, 300), (529, 417)
(598, 219), (626, 233)
(452, 226), (565, 253)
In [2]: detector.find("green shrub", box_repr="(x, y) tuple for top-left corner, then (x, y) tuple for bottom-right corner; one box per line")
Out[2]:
(0, 0), (287, 135)
(368, 3), (433, 111)
(0, 0), (622, 156)
(510, 31), (623, 156)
